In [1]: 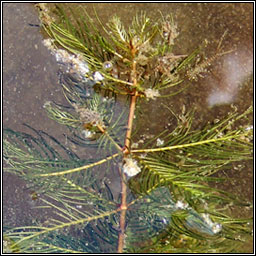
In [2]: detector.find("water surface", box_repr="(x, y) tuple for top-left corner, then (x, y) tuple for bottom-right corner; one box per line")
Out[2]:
(3, 2), (253, 252)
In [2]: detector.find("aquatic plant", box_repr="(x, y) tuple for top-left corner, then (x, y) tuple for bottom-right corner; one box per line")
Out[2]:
(3, 3), (253, 253)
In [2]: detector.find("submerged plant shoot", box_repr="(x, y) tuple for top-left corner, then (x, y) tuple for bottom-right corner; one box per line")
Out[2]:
(3, 3), (253, 253)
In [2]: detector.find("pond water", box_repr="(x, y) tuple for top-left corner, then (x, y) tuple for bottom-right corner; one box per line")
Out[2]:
(3, 2), (253, 253)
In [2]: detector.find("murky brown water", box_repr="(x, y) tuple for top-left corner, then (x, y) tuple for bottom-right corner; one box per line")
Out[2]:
(3, 2), (253, 253)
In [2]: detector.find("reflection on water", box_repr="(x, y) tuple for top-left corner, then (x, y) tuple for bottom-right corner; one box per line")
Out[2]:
(207, 49), (253, 107)
(3, 2), (253, 253)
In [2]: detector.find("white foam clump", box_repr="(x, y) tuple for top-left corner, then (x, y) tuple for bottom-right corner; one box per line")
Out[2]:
(156, 138), (164, 146)
(43, 38), (55, 50)
(201, 213), (222, 234)
(81, 129), (95, 139)
(43, 101), (52, 109)
(123, 158), (141, 177)
(93, 71), (104, 82)
(71, 56), (90, 75)
(55, 50), (89, 75)
(42, 39), (89, 76)
(207, 50), (252, 107)
(144, 88), (160, 100)
(245, 125), (253, 131)
(175, 200), (189, 210)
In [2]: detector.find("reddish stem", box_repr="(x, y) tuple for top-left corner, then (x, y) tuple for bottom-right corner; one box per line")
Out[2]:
(117, 59), (138, 253)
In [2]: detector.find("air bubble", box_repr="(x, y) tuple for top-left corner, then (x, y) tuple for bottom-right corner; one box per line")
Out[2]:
(103, 61), (113, 71)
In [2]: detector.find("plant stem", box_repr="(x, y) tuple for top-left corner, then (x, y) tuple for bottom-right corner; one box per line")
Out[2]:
(124, 91), (138, 154)
(37, 153), (120, 177)
(117, 166), (128, 253)
(117, 59), (138, 253)
(130, 133), (249, 153)
(117, 92), (138, 253)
